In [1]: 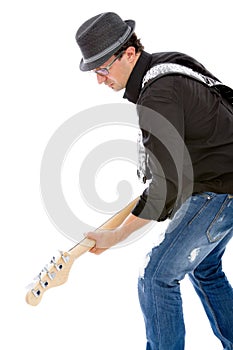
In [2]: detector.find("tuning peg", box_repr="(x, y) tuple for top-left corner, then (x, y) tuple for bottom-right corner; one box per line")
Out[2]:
(25, 275), (41, 298)
(50, 256), (65, 271)
(43, 265), (56, 280)
(59, 250), (70, 264)
(38, 272), (49, 289)
(32, 288), (41, 298)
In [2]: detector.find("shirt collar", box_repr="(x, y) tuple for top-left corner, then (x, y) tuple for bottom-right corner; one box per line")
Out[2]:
(123, 51), (152, 104)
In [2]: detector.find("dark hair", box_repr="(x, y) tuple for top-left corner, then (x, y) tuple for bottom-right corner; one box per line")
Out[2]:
(114, 33), (144, 57)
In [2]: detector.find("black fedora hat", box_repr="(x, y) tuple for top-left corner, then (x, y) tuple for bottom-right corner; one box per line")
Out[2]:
(75, 12), (135, 71)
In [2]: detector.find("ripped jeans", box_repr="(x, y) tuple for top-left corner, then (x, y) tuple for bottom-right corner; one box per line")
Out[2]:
(138, 192), (233, 350)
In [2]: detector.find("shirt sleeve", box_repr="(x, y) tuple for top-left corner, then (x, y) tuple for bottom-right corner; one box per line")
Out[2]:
(132, 75), (187, 221)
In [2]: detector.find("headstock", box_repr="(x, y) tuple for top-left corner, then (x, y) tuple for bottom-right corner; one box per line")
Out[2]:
(25, 251), (75, 306)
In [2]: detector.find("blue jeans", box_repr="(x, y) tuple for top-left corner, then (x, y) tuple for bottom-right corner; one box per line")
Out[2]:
(138, 193), (233, 350)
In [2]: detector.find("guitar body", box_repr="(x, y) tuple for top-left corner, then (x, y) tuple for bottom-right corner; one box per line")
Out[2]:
(26, 197), (138, 306)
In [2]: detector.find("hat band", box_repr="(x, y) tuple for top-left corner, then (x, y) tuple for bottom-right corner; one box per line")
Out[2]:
(83, 26), (131, 64)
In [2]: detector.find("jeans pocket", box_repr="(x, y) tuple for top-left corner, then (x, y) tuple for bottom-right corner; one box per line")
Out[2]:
(188, 193), (214, 226)
(206, 196), (232, 243)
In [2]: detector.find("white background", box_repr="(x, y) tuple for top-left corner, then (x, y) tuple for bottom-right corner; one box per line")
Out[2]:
(1, 1), (232, 349)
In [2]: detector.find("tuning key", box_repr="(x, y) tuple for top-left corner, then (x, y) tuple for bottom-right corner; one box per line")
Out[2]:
(50, 256), (64, 271)
(59, 251), (70, 264)
(38, 272), (49, 289)
(59, 250), (70, 264)
(43, 265), (56, 280)
(32, 288), (41, 298)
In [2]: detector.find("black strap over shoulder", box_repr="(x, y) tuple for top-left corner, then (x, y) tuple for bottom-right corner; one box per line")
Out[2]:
(141, 63), (233, 107)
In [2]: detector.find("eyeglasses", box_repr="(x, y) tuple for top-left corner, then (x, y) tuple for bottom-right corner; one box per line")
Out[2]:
(93, 51), (124, 76)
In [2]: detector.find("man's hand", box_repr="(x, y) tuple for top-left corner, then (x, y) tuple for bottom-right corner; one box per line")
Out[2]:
(85, 213), (151, 255)
(84, 228), (119, 255)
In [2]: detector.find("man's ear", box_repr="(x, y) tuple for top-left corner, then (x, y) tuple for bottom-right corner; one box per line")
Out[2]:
(125, 46), (137, 63)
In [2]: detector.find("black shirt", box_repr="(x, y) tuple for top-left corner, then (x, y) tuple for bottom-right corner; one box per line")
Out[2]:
(124, 51), (233, 221)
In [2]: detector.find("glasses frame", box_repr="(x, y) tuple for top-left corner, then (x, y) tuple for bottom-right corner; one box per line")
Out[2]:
(93, 51), (125, 76)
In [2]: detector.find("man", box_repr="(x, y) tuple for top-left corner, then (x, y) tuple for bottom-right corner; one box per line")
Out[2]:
(75, 12), (233, 350)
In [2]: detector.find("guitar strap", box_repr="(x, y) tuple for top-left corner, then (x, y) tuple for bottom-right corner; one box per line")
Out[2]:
(141, 63), (233, 108)
(137, 63), (233, 183)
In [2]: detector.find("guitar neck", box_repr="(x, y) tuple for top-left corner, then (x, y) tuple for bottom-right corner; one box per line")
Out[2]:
(69, 197), (139, 259)
(26, 197), (139, 306)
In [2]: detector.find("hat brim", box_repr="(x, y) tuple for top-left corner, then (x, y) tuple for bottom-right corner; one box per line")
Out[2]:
(79, 20), (135, 71)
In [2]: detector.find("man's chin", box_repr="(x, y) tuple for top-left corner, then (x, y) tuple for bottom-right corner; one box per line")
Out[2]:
(110, 84), (123, 92)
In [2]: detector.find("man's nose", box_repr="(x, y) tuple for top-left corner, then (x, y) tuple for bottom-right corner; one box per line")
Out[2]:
(96, 74), (107, 84)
